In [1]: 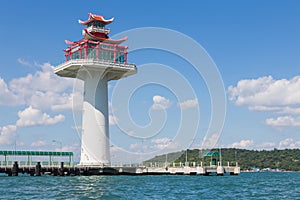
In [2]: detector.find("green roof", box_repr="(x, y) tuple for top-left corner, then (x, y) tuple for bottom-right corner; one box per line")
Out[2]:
(203, 151), (220, 157)
(0, 150), (73, 156)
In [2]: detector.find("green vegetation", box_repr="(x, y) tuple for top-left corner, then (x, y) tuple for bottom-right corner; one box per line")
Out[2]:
(145, 148), (300, 171)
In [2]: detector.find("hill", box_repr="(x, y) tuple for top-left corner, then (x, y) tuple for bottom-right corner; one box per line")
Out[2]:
(145, 148), (300, 171)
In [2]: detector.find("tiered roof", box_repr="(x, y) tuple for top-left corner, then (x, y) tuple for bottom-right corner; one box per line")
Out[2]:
(78, 13), (114, 25)
(65, 13), (127, 46)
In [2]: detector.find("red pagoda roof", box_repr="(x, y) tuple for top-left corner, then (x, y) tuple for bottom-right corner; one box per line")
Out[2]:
(64, 13), (127, 49)
(78, 13), (114, 25)
(65, 36), (128, 46)
(82, 29), (127, 44)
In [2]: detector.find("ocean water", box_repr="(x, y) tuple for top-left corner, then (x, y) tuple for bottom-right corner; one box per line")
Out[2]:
(0, 172), (299, 199)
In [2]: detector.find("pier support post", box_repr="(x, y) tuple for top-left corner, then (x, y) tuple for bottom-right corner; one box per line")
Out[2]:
(35, 162), (42, 176)
(59, 162), (64, 176)
(217, 166), (224, 176)
(12, 161), (19, 176)
(234, 166), (240, 175)
(198, 167), (205, 175)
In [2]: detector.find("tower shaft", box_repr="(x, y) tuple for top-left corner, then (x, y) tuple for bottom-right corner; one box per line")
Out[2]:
(80, 71), (110, 165)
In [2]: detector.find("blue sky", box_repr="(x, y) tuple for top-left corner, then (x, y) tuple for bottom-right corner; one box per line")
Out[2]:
(0, 1), (300, 162)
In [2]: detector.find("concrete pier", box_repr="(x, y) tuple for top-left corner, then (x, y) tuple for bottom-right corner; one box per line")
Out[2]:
(0, 162), (240, 176)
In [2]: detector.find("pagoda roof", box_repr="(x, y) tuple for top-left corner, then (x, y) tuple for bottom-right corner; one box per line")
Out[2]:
(64, 38), (128, 50)
(82, 29), (127, 44)
(78, 13), (114, 25)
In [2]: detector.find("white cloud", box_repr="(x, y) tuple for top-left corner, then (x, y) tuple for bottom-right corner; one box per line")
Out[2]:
(0, 62), (83, 130)
(17, 58), (36, 68)
(228, 76), (300, 106)
(3, 62), (75, 111)
(109, 115), (119, 125)
(28, 91), (83, 111)
(265, 116), (300, 127)
(129, 137), (176, 151)
(10, 63), (73, 94)
(0, 78), (23, 106)
(60, 143), (80, 152)
(258, 142), (276, 150)
(151, 95), (171, 110)
(249, 106), (300, 115)
(152, 137), (171, 144)
(230, 140), (254, 149)
(278, 138), (300, 149)
(0, 125), (17, 145)
(279, 107), (300, 115)
(151, 137), (172, 150)
(228, 76), (300, 127)
(178, 98), (198, 109)
(226, 139), (300, 150)
(31, 140), (48, 147)
(16, 106), (65, 127)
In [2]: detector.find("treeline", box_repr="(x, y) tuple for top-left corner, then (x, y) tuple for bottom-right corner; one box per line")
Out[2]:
(145, 148), (300, 171)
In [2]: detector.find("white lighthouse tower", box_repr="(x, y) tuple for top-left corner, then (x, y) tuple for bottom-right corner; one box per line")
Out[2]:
(54, 13), (136, 166)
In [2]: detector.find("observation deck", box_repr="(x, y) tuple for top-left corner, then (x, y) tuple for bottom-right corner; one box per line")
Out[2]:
(54, 40), (136, 80)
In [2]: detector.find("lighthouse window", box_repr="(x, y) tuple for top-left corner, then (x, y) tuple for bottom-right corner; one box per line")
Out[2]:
(81, 49), (85, 59)
(93, 21), (104, 28)
(88, 48), (96, 59)
(72, 51), (80, 60)
(104, 51), (109, 60)
(110, 52), (114, 61)
(116, 53), (124, 63)
(98, 50), (103, 60)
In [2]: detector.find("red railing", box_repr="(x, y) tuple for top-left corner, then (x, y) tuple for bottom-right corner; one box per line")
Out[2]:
(64, 41), (128, 63)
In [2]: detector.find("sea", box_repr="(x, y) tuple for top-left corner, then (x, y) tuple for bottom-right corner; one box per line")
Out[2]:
(0, 172), (299, 199)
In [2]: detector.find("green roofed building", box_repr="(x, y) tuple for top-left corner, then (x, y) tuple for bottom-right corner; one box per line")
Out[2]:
(203, 151), (220, 157)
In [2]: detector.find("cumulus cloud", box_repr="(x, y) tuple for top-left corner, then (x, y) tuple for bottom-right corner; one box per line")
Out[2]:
(129, 137), (178, 152)
(228, 76), (300, 127)
(248, 106), (300, 115)
(0, 125), (17, 145)
(0, 61), (83, 134)
(228, 139), (300, 150)
(231, 140), (254, 149)
(178, 98), (198, 109)
(265, 116), (300, 127)
(31, 140), (48, 147)
(151, 95), (171, 110)
(0, 78), (23, 106)
(278, 138), (300, 149)
(228, 76), (300, 106)
(28, 91), (83, 111)
(258, 142), (276, 150)
(1, 62), (75, 111)
(10, 63), (73, 94)
(150, 137), (179, 150)
(16, 106), (65, 127)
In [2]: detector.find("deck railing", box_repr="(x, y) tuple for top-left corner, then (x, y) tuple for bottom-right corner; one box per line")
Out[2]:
(65, 41), (128, 64)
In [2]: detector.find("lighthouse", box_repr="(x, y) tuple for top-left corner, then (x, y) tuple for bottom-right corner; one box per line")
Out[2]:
(54, 13), (137, 166)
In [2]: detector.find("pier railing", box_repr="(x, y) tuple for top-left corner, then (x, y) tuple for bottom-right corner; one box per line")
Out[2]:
(0, 161), (74, 167)
(0, 150), (74, 167)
